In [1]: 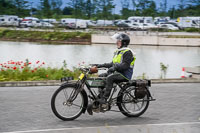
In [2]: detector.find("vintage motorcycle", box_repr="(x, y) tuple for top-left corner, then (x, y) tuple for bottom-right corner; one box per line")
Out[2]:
(51, 65), (155, 121)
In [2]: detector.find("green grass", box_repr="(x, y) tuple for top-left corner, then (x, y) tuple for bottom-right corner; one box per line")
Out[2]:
(0, 29), (91, 42)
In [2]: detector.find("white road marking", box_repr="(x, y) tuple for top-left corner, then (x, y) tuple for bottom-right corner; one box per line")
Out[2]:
(3, 122), (200, 133)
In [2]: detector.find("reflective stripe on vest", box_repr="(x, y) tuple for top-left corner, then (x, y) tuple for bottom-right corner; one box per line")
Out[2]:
(112, 48), (136, 68)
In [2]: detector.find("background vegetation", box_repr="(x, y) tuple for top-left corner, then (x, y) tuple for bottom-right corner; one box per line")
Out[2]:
(0, 59), (82, 81)
(0, 29), (91, 42)
(0, 0), (199, 20)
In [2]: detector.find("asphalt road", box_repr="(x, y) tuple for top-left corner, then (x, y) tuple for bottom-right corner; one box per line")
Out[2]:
(0, 83), (200, 133)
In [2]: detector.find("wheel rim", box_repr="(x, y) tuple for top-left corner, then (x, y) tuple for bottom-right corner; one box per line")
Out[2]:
(121, 88), (148, 115)
(54, 87), (84, 119)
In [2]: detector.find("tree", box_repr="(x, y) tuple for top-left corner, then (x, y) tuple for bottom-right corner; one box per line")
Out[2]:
(63, 7), (73, 15)
(39, 0), (52, 18)
(96, 0), (115, 20)
(50, 0), (62, 19)
(12, 0), (29, 17)
(120, 0), (133, 19)
(0, 0), (15, 15)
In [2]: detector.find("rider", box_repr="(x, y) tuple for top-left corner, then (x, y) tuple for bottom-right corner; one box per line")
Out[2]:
(96, 33), (136, 104)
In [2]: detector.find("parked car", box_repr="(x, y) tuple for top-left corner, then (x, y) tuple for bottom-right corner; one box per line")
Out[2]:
(116, 21), (129, 27)
(159, 24), (179, 30)
(41, 22), (54, 28)
(66, 22), (76, 29)
(20, 20), (33, 27)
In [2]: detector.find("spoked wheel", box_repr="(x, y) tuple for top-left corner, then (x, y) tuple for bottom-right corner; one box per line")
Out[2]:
(117, 86), (150, 117)
(51, 85), (86, 121)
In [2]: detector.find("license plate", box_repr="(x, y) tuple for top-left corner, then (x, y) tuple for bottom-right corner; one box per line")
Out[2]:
(79, 73), (85, 80)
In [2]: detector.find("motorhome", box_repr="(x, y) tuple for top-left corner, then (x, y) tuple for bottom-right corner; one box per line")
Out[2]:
(128, 16), (153, 24)
(24, 17), (39, 21)
(95, 20), (113, 26)
(42, 19), (58, 24)
(60, 18), (82, 25)
(0, 15), (19, 26)
(177, 17), (200, 28)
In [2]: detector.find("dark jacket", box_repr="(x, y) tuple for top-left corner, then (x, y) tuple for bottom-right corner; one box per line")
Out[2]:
(100, 49), (135, 80)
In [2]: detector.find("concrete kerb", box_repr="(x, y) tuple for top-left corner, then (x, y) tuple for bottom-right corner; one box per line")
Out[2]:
(0, 78), (200, 87)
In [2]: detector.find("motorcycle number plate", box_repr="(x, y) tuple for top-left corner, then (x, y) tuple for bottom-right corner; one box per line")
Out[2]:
(79, 73), (85, 80)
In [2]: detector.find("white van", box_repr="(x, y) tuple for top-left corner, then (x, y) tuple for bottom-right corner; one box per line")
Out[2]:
(76, 20), (87, 29)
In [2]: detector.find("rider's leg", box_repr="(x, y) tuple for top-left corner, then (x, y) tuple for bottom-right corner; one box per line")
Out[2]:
(99, 72), (128, 103)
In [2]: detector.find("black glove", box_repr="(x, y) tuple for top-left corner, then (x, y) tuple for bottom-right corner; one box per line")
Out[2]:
(96, 64), (104, 68)
(107, 67), (115, 74)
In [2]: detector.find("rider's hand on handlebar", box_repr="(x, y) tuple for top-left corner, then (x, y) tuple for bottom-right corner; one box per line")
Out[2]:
(108, 67), (115, 74)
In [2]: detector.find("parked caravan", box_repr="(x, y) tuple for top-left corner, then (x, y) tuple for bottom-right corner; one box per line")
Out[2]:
(42, 19), (58, 24)
(60, 18), (82, 25)
(96, 20), (113, 26)
(24, 17), (39, 21)
(177, 17), (200, 28)
(128, 16), (153, 24)
(0, 15), (19, 26)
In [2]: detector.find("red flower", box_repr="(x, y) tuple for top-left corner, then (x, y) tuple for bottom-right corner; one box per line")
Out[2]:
(31, 70), (34, 73)
(46, 75), (49, 78)
(21, 66), (24, 69)
(36, 61), (40, 64)
(42, 62), (45, 65)
(28, 62), (31, 65)
(34, 68), (37, 71)
(13, 67), (17, 70)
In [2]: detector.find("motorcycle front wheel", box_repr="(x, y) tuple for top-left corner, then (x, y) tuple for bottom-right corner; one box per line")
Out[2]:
(51, 84), (86, 121)
(117, 86), (150, 117)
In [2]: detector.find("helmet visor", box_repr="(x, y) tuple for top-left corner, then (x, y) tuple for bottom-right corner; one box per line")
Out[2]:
(111, 33), (121, 43)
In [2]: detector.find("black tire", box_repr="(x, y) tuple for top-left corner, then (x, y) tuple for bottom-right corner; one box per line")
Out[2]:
(51, 84), (86, 121)
(117, 86), (150, 117)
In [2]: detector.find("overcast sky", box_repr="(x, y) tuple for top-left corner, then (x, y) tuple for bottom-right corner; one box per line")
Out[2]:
(30, 0), (180, 14)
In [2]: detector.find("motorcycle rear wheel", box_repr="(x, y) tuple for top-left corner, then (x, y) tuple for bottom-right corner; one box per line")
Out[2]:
(117, 86), (150, 117)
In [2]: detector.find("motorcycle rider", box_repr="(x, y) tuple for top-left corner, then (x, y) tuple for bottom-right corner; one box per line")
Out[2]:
(96, 33), (136, 104)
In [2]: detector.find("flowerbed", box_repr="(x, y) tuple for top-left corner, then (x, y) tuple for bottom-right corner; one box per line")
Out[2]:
(0, 59), (81, 81)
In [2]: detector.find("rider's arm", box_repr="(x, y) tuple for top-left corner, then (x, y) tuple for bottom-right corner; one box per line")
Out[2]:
(98, 62), (113, 68)
(114, 50), (134, 71)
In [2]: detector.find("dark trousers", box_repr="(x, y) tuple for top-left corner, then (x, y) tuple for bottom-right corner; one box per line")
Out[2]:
(99, 72), (128, 98)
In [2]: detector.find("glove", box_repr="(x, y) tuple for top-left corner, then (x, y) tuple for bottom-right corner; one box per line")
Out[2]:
(96, 64), (104, 68)
(107, 67), (115, 74)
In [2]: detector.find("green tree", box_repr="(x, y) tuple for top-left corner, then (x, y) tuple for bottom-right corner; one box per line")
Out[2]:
(0, 0), (16, 15)
(50, 0), (62, 19)
(62, 7), (73, 15)
(96, 0), (115, 20)
(120, 0), (133, 19)
(12, 0), (29, 17)
(39, 0), (52, 18)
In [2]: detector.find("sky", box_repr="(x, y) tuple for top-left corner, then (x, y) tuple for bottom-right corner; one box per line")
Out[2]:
(30, 0), (180, 14)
